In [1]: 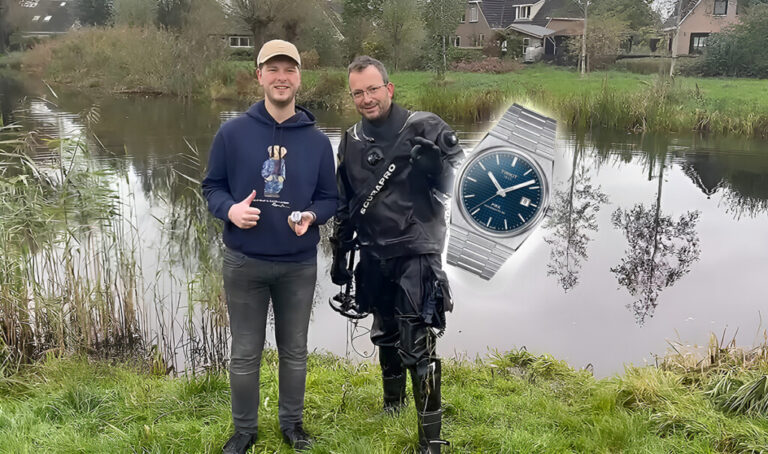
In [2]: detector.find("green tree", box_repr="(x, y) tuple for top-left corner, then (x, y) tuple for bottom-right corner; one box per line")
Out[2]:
(341, 0), (382, 61)
(113, 0), (157, 27)
(565, 13), (628, 71)
(224, 0), (290, 63)
(694, 4), (768, 77)
(0, 0), (23, 52)
(422, 0), (464, 77)
(592, 0), (657, 30)
(592, 0), (657, 51)
(378, 0), (425, 70)
(76, 0), (113, 26)
(157, 0), (189, 31)
(570, 0), (593, 74)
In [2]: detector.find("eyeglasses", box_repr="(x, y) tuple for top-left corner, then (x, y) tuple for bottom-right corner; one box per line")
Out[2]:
(349, 84), (388, 100)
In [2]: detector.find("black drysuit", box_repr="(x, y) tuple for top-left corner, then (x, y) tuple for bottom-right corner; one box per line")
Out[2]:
(332, 103), (463, 450)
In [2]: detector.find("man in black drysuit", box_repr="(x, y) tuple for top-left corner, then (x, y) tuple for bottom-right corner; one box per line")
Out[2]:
(330, 56), (464, 453)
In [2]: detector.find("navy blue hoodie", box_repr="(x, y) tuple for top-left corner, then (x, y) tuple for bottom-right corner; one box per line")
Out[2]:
(202, 101), (338, 262)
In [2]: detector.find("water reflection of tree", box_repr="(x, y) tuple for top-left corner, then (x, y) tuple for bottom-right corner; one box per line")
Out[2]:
(611, 151), (702, 325)
(544, 138), (609, 292)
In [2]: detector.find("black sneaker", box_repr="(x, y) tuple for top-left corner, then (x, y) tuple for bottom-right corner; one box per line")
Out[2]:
(222, 431), (256, 454)
(282, 424), (313, 451)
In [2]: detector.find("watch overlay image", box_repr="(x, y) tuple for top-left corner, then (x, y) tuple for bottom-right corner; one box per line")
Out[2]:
(447, 104), (557, 280)
(458, 149), (546, 235)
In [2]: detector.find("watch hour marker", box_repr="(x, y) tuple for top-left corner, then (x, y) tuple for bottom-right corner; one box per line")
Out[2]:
(471, 208), (480, 215)
(530, 186), (540, 190)
(496, 155), (500, 165)
(518, 213), (525, 222)
(504, 219), (508, 230)
(464, 194), (475, 198)
(487, 217), (492, 226)
(523, 169), (533, 176)
(467, 176), (477, 182)
(511, 157), (518, 167)
(530, 203), (538, 207)
(478, 162), (486, 171)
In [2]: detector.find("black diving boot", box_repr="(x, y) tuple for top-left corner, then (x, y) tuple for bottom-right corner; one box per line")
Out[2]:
(412, 359), (449, 453)
(383, 373), (407, 413)
(380, 345), (407, 413)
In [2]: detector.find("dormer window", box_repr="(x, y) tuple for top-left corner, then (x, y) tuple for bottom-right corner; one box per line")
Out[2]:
(469, 4), (478, 22)
(43, 15), (52, 22)
(714, 0), (727, 15)
(60, 2), (66, 6)
(32, 15), (40, 21)
(517, 5), (532, 20)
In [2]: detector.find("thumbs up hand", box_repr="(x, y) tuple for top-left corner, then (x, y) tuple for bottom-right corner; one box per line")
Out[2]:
(227, 190), (261, 229)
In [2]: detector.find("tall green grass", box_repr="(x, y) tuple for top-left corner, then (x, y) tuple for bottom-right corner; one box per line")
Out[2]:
(0, 99), (227, 376)
(22, 27), (229, 98)
(1, 344), (766, 453)
(388, 68), (768, 139)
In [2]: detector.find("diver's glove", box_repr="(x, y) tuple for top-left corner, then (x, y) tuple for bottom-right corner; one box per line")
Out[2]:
(330, 242), (353, 286)
(410, 136), (443, 178)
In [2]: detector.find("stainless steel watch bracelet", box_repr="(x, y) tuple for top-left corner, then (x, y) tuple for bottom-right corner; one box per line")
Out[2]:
(488, 104), (557, 161)
(447, 104), (557, 280)
(447, 225), (515, 280)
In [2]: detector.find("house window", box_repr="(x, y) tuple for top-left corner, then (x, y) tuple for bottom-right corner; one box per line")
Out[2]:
(713, 0), (727, 15)
(517, 5), (532, 20)
(469, 5), (478, 22)
(60, 1), (66, 5)
(479, 33), (484, 44)
(460, 12), (465, 23)
(43, 15), (52, 22)
(229, 37), (252, 48)
(689, 33), (709, 54)
(32, 15), (40, 21)
(454, 36), (461, 47)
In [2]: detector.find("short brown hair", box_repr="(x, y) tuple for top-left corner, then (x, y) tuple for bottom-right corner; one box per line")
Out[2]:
(347, 56), (389, 84)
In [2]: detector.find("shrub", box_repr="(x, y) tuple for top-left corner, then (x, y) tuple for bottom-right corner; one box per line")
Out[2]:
(300, 49), (320, 70)
(21, 26), (227, 97)
(298, 71), (348, 110)
(446, 46), (484, 64)
(685, 4), (768, 78)
(451, 57), (523, 73)
(227, 48), (253, 61)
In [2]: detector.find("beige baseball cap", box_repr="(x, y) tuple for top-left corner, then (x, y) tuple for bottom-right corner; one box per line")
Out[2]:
(256, 39), (301, 67)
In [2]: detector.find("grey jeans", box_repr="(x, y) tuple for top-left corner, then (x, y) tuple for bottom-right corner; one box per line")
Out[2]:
(222, 247), (317, 434)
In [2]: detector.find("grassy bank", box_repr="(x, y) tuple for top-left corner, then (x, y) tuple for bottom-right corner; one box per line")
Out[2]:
(1, 344), (767, 453)
(386, 67), (768, 138)
(17, 27), (768, 138)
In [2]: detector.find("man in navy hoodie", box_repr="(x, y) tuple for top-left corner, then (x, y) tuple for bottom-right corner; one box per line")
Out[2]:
(202, 40), (337, 454)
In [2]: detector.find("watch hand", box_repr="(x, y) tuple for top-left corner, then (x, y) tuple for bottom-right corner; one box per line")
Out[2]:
(470, 193), (499, 212)
(502, 179), (536, 194)
(487, 171), (505, 197)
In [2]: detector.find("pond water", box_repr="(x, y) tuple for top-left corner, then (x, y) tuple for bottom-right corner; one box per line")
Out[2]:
(3, 73), (767, 377)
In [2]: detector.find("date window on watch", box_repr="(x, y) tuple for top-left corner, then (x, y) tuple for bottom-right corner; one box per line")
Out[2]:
(519, 197), (531, 207)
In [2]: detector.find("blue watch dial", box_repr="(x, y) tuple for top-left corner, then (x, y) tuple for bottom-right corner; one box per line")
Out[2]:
(459, 150), (544, 233)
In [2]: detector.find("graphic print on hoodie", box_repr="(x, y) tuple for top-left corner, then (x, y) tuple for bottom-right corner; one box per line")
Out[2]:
(262, 145), (287, 197)
(202, 100), (338, 262)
